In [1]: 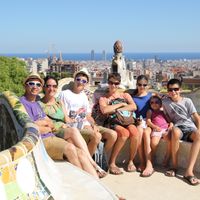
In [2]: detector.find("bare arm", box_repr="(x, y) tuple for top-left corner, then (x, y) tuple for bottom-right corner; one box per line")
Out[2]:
(60, 100), (76, 124)
(146, 110), (162, 131)
(192, 112), (200, 130)
(117, 93), (137, 112)
(35, 116), (56, 134)
(99, 93), (137, 115)
(99, 97), (127, 114)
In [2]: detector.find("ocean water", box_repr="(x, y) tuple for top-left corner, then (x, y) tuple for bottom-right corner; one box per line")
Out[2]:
(1, 52), (200, 61)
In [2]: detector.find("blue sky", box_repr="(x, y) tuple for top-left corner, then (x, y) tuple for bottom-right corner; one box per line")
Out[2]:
(1, 0), (200, 53)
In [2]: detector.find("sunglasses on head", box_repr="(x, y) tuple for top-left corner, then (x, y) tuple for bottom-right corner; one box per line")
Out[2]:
(137, 83), (147, 87)
(76, 77), (88, 84)
(168, 88), (180, 92)
(108, 80), (120, 85)
(45, 84), (57, 89)
(26, 81), (42, 88)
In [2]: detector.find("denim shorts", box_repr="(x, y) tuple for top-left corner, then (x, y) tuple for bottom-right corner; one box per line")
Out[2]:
(176, 125), (197, 142)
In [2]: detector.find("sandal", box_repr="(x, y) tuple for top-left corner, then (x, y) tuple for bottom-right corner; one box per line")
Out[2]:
(140, 168), (155, 177)
(127, 163), (136, 172)
(96, 166), (107, 178)
(183, 176), (200, 186)
(165, 168), (177, 177)
(109, 166), (123, 175)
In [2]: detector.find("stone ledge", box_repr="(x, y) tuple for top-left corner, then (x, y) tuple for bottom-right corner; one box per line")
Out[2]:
(115, 139), (200, 173)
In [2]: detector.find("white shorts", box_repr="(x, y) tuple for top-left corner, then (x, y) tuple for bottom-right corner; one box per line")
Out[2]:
(137, 119), (147, 129)
(151, 129), (168, 138)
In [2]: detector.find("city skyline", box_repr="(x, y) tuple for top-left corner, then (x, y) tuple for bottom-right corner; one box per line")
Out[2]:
(1, 0), (200, 53)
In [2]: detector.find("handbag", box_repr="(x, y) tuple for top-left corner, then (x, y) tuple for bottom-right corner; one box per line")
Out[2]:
(108, 98), (135, 126)
(110, 110), (135, 126)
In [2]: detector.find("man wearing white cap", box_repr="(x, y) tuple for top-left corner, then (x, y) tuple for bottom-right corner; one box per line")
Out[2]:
(59, 68), (117, 158)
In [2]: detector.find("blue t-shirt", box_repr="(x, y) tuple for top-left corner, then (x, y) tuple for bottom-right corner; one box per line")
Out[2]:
(133, 92), (152, 118)
(20, 96), (54, 138)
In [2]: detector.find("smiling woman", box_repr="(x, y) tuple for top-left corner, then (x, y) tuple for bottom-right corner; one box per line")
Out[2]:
(40, 75), (107, 178)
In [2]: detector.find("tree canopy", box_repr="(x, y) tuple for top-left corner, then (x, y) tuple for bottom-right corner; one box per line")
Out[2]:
(0, 56), (28, 96)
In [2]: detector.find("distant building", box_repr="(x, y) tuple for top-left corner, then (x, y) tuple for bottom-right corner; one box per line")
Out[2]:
(91, 50), (95, 60)
(102, 50), (106, 61)
(182, 77), (200, 90)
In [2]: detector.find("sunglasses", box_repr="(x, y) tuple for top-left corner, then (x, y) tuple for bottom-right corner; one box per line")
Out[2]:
(137, 83), (147, 87)
(45, 84), (57, 89)
(108, 81), (120, 85)
(26, 81), (42, 88)
(150, 100), (160, 105)
(168, 88), (180, 92)
(76, 77), (88, 84)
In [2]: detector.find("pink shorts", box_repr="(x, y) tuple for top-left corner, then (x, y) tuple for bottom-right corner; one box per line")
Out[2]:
(151, 129), (168, 138)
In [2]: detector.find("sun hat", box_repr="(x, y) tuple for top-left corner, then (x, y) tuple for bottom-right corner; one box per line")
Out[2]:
(23, 72), (44, 86)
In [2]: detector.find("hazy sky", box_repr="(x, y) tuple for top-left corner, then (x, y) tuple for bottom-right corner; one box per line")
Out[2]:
(1, 0), (200, 53)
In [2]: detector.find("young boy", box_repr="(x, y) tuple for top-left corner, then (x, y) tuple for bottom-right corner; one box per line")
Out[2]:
(162, 78), (200, 185)
(59, 68), (117, 157)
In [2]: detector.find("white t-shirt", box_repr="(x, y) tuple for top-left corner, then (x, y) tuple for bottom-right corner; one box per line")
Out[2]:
(58, 89), (91, 128)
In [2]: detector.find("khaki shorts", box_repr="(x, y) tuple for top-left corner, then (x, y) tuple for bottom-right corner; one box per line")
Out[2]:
(80, 128), (94, 143)
(80, 125), (113, 143)
(98, 126), (113, 135)
(42, 136), (67, 160)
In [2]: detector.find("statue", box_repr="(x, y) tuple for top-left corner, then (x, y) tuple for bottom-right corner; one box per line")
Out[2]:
(111, 40), (136, 89)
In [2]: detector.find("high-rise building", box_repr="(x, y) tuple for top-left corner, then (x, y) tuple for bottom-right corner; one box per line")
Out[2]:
(102, 50), (106, 61)
(91, 50), (95, 60)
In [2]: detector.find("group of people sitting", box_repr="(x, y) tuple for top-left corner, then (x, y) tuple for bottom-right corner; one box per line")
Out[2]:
(19, 68), (200, 186)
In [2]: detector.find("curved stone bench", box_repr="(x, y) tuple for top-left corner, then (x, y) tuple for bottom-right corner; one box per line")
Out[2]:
(0, 91), (117, 200)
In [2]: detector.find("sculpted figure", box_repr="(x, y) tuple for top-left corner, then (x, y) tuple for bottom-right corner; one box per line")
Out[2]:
(113, 40), (123, 54)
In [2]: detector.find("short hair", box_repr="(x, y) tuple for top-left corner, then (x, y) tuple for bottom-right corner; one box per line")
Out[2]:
(108, 73), (121, 82)
(167, 78), (182, 88)
(44, 76), (58, 86)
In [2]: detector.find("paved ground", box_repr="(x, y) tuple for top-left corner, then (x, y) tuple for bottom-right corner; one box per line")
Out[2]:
(101, 166), (200, 200)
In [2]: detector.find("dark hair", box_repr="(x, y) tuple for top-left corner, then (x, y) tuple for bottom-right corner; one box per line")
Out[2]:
(150, 96), (162, 105)
(132, 75), (148, 96)
(108, 73), (121, 82)
(167, 78), (182, 88)
(136, 75), (148, 84)
(43, 76), (58, 86)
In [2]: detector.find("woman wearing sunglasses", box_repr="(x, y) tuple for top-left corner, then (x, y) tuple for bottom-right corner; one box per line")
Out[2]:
(131, 75), (154, 176)
(99, 73), (139, 175)
(40, 76), (106, 178)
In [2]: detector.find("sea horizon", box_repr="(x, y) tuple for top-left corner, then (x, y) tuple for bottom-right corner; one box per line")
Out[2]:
(1, 52), (200, 61)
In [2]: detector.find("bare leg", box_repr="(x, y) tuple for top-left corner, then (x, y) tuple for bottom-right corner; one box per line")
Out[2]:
(127, 125), (139, 171)
(171, 127), (181, 170)
(137, 126), (145, 171)
(100, 127), (117, 153)
(142, 127), (154, 177)
(64, 127), (98, 167)
(83, 125), (101, 156)
(76, 148), (99, 178)
(151, 136), (161, 164)
(109, 136), (128, 166)
(185, 131), (200, 178)
(162, 133), (171, 167)
(63, 143), (82, 169)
